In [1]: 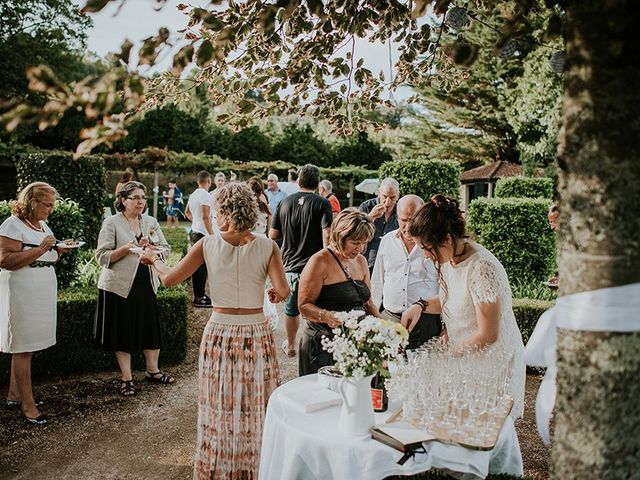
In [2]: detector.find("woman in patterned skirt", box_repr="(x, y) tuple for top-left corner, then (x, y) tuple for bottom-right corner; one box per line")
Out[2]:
(140, 183), (290, 479)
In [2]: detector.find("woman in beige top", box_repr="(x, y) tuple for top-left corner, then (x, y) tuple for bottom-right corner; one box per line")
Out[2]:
(94, 181), (172, 397)
(140, 183), (289, 480)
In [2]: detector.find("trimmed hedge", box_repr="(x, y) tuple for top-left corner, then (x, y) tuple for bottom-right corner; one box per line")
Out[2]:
(513, 298), (554, 346)
(467, 197), (555, 283)
(0, 198), (84, 288)
(0, 286), (189, 384)
(494, 176), (553, 199)
(379, 159), (461, 200)
(15, 151), (107, 246)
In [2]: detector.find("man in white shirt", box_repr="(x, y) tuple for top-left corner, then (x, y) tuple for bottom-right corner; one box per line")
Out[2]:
(186, 170), (214, 308)
(277, 168), (300, 196)
(371, 194), (442, 349)
(266, 173), (288, 213)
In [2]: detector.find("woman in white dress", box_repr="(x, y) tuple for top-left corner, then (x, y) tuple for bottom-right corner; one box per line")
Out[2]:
(0, 182), (69, 425)
(401, 195), (525, 418)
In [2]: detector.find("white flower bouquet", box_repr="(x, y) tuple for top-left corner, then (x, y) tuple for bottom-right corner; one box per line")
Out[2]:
(321, 310), (409, 380)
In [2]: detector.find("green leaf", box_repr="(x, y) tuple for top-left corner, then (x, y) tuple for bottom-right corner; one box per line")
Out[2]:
(196, 40), (214, 67)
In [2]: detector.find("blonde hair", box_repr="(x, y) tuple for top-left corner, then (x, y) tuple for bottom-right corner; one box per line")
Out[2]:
(215, 182), (259, 231)
(329, 208), (375, 255)
(11, 182), (58, 219)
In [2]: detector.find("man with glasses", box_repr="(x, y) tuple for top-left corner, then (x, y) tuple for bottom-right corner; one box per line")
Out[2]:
(371, 195), (442, 350)
(185, 171), (214, 308)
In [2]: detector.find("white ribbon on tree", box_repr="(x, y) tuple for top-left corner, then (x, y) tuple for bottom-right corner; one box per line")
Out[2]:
(524, 282), (640, 445)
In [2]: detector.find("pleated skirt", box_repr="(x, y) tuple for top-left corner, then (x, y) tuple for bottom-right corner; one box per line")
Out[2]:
(94, 265), (161, 353)
(193, 312), (281, 480)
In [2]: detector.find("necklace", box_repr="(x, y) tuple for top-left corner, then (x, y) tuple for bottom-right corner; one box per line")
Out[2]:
(449, 242), (469, 266)
(24, 217), (43, 232)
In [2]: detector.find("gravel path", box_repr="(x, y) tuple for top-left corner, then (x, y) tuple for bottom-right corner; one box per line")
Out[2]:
(0, 302), (548, 479)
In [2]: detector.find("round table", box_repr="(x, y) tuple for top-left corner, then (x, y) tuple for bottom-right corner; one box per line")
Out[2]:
(259, 374), (523, 480)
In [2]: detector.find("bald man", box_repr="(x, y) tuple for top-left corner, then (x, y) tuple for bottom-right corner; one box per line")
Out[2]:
(371, 194), (442, 350)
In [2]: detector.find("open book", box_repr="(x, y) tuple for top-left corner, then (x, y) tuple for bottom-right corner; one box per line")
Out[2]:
(371, 421), (436, 453)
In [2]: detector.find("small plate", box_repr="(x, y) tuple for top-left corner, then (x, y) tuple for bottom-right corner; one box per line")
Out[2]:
(56, 241), (85, 249)
(130, 246), (168, 255)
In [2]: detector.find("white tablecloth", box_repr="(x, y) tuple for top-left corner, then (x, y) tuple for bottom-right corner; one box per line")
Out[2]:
(259, 374), (523, 480)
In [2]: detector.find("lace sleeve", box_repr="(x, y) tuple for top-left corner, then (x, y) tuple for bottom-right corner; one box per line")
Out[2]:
(469, 258), (502, 305)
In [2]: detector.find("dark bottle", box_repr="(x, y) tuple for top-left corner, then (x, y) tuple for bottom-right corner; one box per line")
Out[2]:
(370, 373), (388, 412)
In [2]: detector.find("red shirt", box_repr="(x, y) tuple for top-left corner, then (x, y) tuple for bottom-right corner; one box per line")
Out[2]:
(327, 193), (341, 214)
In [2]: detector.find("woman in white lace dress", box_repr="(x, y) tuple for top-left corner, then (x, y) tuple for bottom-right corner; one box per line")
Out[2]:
(401, 195), (525, 418)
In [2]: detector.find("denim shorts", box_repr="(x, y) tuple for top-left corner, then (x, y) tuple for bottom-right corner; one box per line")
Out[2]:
(284, 272), (301, 317)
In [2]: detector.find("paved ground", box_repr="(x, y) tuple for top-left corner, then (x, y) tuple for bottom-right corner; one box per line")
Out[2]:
(0, 302), (548, 479)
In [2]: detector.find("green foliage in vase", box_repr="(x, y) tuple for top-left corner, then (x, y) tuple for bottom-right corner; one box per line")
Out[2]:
(494, 176), (554, 200)
(467, 197), (555, 284)
(379, 159), (460, 201)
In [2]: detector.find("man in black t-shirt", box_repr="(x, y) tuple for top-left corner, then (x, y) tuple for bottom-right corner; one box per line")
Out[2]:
(270, 164), (333, 357)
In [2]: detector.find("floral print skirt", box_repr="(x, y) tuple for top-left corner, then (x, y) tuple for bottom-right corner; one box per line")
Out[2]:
(193, 312), (280, 480)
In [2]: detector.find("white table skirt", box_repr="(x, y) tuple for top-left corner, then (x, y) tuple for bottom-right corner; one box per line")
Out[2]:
(259, 374), (523, 480)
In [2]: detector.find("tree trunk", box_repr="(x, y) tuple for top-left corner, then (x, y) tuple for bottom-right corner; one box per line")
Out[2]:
(553, 1), (640, 478)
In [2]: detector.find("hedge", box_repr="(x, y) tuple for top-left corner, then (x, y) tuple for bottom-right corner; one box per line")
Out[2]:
(379, 159), (461, 200)
(0, 198), (84, 288)
(15, 151), (107, 246)
(467, 197), (555, 283)
(494, 176), (553, 199)
(513, 298), (554, 346)
(0, 286), (189, 384)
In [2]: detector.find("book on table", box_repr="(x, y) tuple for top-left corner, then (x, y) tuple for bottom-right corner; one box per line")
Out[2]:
(281, 387), (342, 413)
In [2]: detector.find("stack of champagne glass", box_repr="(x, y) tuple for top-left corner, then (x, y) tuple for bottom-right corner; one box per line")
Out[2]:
(386, 339), (514, 448)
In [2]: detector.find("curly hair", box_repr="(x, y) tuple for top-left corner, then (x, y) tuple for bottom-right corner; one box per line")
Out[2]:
(329, 208), (375, 256)
(215, 182), (259, 231)
(11, 182), (58, 219)
(114, 181), (146, 212)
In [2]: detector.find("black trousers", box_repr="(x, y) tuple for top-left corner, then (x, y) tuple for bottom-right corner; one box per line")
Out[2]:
(189, 231), (208, 298)
(383, 310), (442, 350)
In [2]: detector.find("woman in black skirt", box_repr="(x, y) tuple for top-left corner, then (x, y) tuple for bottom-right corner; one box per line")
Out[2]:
(94, 181), (173, 396)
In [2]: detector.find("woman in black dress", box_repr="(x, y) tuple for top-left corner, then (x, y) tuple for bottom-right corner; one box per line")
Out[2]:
(297, 208), (380, 375)
(94, 181), (173, 396)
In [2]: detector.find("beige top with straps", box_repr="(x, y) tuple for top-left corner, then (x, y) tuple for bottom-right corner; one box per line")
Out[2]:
(203, 234), (275, 309)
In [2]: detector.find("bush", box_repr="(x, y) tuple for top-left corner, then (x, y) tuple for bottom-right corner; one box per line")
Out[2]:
(494, 176), (553, 199)
(333, 131), (393, 170)
(15, 151), (106, 246)
(0, 286), (189, 383)
(513, 298), (554, 346)
(379, 159), (460, 200)
(0, 198), (84, 288)
(467, 197), (555, 284)
(272, 123), (334, 167)
(228, 126), (273, 163)
(119, 104), (209, 153)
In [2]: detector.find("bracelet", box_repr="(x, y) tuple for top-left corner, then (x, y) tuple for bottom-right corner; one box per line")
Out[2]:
(318, 309), (326, 323)
(412, 298), (428, 311)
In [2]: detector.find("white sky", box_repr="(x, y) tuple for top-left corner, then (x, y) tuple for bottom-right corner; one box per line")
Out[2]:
(77, 0), (415, 101)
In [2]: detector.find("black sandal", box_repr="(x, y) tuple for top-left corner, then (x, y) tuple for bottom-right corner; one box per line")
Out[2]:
(145, 371), (175, 384)
(120, 380), (136, 397)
